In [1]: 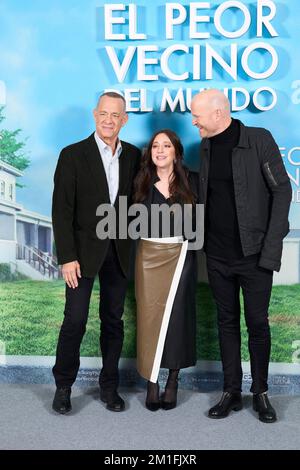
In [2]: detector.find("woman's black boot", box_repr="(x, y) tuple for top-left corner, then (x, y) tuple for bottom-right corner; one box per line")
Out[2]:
(161, 369), (179, 410)
(145, 381), (160, 411)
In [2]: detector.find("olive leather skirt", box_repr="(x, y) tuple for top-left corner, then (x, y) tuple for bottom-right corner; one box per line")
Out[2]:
(135, 237), (197, 383)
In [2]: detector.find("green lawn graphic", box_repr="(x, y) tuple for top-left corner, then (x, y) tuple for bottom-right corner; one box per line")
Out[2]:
(0, 280), (299, 362)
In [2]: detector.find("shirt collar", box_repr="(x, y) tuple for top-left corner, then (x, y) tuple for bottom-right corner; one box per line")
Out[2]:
(94, 132), (122, 157)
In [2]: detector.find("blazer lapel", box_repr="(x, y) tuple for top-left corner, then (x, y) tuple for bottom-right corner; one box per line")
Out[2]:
(84, 134), (110, 201)
(118, 142), (131, 196)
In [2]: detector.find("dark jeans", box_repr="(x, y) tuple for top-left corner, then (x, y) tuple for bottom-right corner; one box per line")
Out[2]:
(53, 242), (128, 391)
(206, 255), (273, 394)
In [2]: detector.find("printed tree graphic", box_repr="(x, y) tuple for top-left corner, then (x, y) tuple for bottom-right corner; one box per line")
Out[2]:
(0, 106), (30, 187)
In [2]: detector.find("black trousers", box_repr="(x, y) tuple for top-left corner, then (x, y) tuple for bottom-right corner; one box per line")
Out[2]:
(52, 242), (128, 391)
(206, 255), (273, 394)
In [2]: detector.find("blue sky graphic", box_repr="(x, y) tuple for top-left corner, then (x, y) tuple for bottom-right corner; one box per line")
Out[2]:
(0, 0), (299, 228)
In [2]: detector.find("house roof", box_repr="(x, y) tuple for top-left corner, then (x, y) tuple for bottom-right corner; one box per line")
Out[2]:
(17, 208), (52, 226)
(0, 159), (23, 177)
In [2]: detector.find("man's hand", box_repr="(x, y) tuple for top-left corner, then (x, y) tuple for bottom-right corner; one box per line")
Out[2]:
(62, 261), (81, 289)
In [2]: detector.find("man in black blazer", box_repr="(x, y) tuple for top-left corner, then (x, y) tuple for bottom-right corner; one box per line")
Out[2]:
(52, 92), (140, 413)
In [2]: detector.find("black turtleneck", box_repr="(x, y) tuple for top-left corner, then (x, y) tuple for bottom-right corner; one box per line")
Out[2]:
(205, 118), (243, 260)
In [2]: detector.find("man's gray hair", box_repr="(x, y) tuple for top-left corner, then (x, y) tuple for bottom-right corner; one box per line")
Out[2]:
(97, 91), (126, 110)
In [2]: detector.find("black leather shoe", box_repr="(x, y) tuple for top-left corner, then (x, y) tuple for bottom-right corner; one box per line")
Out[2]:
(208, 392), (242, 419)
(145, 381), (160, 411)
(253, 393), (277, 423)
(100, 390), (125, 412)
(52, 387), (72, 414)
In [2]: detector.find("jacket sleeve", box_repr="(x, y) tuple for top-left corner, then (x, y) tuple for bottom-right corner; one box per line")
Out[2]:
(259, 131), (292, 271)
(52, 148), (78, 265)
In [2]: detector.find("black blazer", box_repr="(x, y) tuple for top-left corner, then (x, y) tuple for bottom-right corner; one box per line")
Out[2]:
(52, 133), (141, 277)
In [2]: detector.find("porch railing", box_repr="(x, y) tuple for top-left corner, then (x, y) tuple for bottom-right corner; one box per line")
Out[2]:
(16, 244), (61, 279)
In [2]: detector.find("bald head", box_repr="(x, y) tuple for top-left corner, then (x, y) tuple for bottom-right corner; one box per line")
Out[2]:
(191, 89), (232, 138)
(193, 89), (230, 114)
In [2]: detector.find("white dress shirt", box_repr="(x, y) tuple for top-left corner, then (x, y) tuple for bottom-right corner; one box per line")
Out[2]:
(94, 132), (122, 205)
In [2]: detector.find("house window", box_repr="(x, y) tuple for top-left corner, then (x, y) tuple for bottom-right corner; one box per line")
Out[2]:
(9, 183), (13, 200)
(0, 181), (5, 198)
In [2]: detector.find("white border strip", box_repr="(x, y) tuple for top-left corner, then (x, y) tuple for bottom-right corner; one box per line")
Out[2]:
(150, 240), (189, 383)
(0, 356), (299, 375)
(141, 236), (184, 243)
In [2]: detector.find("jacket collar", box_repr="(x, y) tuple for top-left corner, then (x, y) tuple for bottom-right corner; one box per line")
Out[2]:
(94, 132), (122, 158)
(152, 173), (160, 184)
(236, 120), (250, 149)
(84, 133), (109, 200)
(139, 172), (160, 206)
(201, 119), (250, 150)
(84, 133), (131, 201)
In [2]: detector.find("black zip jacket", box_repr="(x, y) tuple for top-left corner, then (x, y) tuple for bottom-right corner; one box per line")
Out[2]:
(199, 120), (292, 271)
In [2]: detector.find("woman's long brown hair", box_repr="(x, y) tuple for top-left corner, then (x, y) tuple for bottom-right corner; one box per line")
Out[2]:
(133, 129), (196, 205)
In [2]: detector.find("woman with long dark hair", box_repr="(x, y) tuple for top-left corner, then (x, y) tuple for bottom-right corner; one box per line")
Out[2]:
(134, 129), (199, 411)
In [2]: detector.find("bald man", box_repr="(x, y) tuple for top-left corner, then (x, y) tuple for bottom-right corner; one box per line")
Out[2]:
(191, 90), (292, 423)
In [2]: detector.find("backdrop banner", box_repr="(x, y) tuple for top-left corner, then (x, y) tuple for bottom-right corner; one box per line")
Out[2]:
(0, 0), (299, 392)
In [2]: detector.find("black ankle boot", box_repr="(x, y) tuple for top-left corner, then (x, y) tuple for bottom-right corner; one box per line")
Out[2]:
(145, 381), (160, 411)
(161, 369), (179, 410)
(161, 381), (178, 410)
(253, 393), (277, 423)
(208, 392), (242, 419)
(52, 386), (72, 414)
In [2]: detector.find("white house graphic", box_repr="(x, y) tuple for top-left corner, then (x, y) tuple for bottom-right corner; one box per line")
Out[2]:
(0, 159), (59, 279)
(0, 158), (299, 284)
